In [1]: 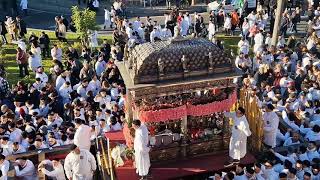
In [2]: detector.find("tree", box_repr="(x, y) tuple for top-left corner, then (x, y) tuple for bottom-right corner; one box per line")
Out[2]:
(71, 6), (99, 45)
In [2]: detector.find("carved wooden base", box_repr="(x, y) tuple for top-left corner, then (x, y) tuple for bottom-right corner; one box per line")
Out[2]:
(150, 135), (230, 162)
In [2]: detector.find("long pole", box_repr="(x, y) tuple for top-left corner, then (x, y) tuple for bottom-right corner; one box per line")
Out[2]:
(271, 0), (285, 46)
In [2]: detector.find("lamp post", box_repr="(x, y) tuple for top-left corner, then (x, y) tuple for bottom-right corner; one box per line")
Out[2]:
(271, 0), (286, 46)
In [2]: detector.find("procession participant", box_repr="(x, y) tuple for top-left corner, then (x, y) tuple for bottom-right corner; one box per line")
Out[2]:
(180, 16), (189, 36)
(38, 159), (66, 180)
(238, 36), (250, 55)
(64, 144), (97, 180)
(208, 21), (216, 41)
(104, 7), (111, 29)
(253, 29), (264, 53)
(13, 157), (37, 180)
(262, 104), (279, 148)
(0, 154), (9, 180)
(51, 44), (62, 62)
(161, 25), (172, 40)
(74, 118), (92, 151)
(223, 107), (251, 167)
(132, 119), (150, 180)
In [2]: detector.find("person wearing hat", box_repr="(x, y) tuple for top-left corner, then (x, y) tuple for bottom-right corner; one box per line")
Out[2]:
(262, 104), (279, 148)
(223, 107), (251, 167)
(64, 144), (96, 180)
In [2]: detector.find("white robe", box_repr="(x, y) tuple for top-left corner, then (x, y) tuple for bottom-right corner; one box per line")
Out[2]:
(238, 40), (250, 55)
(208, 23), (215, 40)
(180, 19), (189, 36)
(254, 33), (264, 53)
(104, 9), (111, 27)
(262, 111), (279, 148)
(74, 124), (92, 150)
(134, 124), (150, 176)
(89, 31), (99, 48)
(64, 150), (97, 180)
(224, 112), (251, 160)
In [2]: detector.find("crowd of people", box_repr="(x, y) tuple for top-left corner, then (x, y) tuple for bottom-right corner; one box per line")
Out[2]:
(0, 4), (127, 180)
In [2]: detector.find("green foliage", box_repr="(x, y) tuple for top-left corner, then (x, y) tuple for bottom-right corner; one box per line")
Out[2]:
(71, 6), (99, 45)
(72, 42), (83, 53)
(0, 48), (6, 64)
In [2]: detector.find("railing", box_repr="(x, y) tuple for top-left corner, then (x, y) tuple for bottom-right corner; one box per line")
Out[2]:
(5, 137), (115, 180)
(6, 144), (73, 179)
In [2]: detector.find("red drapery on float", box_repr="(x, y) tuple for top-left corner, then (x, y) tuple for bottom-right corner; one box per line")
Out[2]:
(138, 91), (237, 122)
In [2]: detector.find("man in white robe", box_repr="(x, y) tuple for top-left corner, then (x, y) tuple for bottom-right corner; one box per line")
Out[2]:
(224, 107), (251, 167)
(180, 17), (189, 36)
(74, 118), (92, 150)
(208, 21), (216, 41)
(254, 29), (264, 53)
(238, 37), (250, 55)
(132, 119), (150, 179)
(104, 8), (111, 29)
(64, 144), (97, 180)
(262, 104), (279, 148)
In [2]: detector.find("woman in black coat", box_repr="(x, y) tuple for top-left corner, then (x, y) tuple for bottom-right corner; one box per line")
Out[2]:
(0, 21), (8, 44)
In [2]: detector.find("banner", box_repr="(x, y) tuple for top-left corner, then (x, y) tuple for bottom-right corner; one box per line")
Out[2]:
(138, 91), (237, 122)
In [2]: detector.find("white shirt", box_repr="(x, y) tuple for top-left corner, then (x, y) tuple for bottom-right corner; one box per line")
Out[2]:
(104, 9), (111, 20)
(51, 48), (62, 62)
(64, 150), (97, 179)
(14, 160), (37, 180)
(238, 40), (250, 55)
(74, 124), (92, 150)
(9, 128), (22, 143)
(0, 160), (9, 180)
(133, 20), (141, 32)
(55, 75), (70, 90)
(35, 72), (48, 84)
(150, 30), (161, 42)
(41, 160), (66, 180)
(59, 85), (72, 100)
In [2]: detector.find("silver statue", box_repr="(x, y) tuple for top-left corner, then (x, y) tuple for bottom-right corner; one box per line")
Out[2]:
(158, 58), (165, 76)
(181, 55), (188, 72)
